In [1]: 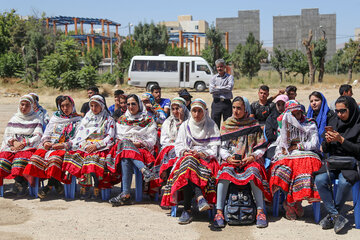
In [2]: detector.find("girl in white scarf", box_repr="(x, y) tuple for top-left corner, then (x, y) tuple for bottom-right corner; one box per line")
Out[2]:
(63, 94), (115, 200)
(107, 94), (158, 206)
(0, 94), (43, 196)
(161, 98), (221, 225)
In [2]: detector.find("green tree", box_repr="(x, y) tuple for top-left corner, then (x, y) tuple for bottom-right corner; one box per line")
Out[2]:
(0, 52), (23, 78)
(40, 37), (81, 89)
(270, 46), (289, 83)
(201, 25), (230, 69)
(340, 39), (360, 83)
(325, 49), (348, 74)
(0, 9), (21, 54)
(165, 45), (188, 56)
(115, 36), (142, 85)
(286, 49), (309, 84)
(231, 33), (267, 81)
(313, 38), (327, 82)
(133, 22), (169, 55)
(83, 47), (103, 69)
(77, 65), (98, 88)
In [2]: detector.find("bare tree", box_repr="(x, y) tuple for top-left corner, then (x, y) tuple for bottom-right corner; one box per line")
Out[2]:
(347, 42), (360, 83)
(302, 30), (316, 85)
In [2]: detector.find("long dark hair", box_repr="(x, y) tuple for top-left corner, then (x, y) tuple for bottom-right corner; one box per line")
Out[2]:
(308, 91), (323, 101)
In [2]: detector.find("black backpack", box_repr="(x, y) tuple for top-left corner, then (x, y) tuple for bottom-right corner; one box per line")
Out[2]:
(224, 183), (256, 225)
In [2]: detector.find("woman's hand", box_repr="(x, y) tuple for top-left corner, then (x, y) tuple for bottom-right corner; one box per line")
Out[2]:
(85, 144), (97, 154)
(241, 156), (255, 165)
(133, 142), (143, 148)
(227, 156), (242, 166)
(43, 142), (53, 150)
(325, 130), (345, 144)
(52, 143), (65, 150)
(12, 141), (25, 151)
(288, 144), (298, 152)
(8, 139), (16, 146)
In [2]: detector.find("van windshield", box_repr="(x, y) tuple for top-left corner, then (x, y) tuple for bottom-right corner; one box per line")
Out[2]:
(197, 64), (211, 75)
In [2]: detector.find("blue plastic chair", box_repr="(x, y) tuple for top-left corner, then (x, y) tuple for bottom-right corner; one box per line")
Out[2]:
(132, 166), (159, 202)
(0, 178), (3, 197)
(28, 177), (40, 198)
(101, 188), (111, 201)
(64, 175), (77, 199)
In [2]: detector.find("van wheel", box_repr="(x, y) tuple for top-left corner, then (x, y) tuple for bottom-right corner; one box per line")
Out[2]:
(146, 83), (158, 92)
(195, 82), (206, 92)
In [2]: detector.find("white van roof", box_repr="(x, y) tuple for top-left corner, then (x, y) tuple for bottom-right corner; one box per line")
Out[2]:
(131, 55), (208, 62)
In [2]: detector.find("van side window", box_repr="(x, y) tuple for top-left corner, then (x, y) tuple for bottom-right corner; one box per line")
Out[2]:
(132, 60), (148, 72)
(165, 61), (178, 72)
(148, 60), (164, 72)
(197, 64), (211, 75)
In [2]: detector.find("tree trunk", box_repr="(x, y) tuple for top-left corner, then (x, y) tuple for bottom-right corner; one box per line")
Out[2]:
(302, 74), (305, 84)
(318, 57), (325, 82)
(302, 30), (315, 85)
(278, 70), (283, 83)
(115, 36), (125, 86)
(348, 65), (353, 84)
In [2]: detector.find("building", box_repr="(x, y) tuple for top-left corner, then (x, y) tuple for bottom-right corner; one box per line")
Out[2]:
(216, 10), (260, 53)
(355, 28), (360, 41)
(161, 15), (208, 54)
(273, 8), (336, 60)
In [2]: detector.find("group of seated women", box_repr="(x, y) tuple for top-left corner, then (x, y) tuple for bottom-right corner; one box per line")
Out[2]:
(0, 89), (359, 234)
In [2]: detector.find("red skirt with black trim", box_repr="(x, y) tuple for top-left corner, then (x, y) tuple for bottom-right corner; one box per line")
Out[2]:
(0, 149), (36, 178)
(161, 155), (219, 207)
(23, 148), (66, 182)
(269, 151), (322, 203)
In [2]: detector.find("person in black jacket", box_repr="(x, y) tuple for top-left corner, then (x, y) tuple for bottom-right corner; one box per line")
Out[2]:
(264, 94), (288, 159)
(314, 96), (360, 234)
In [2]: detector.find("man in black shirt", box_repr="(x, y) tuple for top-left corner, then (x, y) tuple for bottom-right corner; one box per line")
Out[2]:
(112, 94), (127, 121)
(250, 85), (284, 124)
(80, 86), (99, 117)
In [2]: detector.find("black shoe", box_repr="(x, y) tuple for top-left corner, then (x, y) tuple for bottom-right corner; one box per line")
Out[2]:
(142, 168), (155, 182)
(38, 186), (52, 199)
(333, 214), (349, 234)
(17, 183), (28, 197)
(319, 214), (334, 230)
(109, 193), (131, 207)
(55, 184), (64, 195)
(10, 182), (21, 195)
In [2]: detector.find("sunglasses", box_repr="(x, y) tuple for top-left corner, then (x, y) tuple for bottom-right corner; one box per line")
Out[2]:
(127, 102), (137, 106)
(335, 108), (348, 114)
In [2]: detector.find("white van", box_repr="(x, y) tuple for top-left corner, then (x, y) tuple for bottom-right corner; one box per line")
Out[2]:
(128, 55), (213, 91)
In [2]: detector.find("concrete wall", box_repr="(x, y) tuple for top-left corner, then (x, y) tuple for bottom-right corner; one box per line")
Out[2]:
(273, 8), (336, 60)
(216, 10), (260, 53)
(355, 28), (360, 41)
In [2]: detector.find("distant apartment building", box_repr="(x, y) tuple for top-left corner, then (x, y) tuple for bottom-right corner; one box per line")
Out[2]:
(355, 28), (360, 41)
(161, 15), (208, 53)
(216, 10), (260, 53)
(273, 8), (336, 60)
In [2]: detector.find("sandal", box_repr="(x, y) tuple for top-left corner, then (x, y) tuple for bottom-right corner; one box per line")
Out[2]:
(80, 186), (91, 200)
(142, 168), (155, 182)
(213, 213), (225, 228)
(91, 187), (100, 201)
(283, 201), (297, 220)
(38, 186), (52, 199)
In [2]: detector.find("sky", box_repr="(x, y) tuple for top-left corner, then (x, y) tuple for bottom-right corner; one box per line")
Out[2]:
(1, 0), (359, 46)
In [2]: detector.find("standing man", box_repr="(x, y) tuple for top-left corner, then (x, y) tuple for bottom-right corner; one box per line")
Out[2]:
(80, 86), (99, 117)
(209, 59), (234, 128)
(151, 85), (171, 116)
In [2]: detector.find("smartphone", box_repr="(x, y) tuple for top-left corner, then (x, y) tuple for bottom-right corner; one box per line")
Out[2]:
(325, 126), (334, 132)
(234, 154), (242, 160)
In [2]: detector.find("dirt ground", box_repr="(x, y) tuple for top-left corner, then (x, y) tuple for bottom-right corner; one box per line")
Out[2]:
(0, 85), (359, 240)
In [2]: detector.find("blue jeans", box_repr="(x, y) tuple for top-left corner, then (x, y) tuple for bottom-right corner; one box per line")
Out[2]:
(121, 158), (145, 194)
(315, 172), (352, 215)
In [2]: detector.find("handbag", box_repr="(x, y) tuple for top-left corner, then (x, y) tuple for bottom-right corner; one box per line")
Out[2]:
(326, 155), (358, 171)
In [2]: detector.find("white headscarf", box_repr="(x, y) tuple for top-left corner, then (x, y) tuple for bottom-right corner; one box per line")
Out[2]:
(72, 95), (110, 146)
(161, 97), (189, 146)
(185, 98), (220, 146)
(1, 95), (42, 150)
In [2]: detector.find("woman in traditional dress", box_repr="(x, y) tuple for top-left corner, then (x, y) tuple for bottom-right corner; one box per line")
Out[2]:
(213, 96), (271, 228)
(29, 93), (50, 131)
(62, 94), (115, 200)
(306, 91), (335, 144)
(314, 96), (360, 233)
(270, 100), (321, 220)
(153, 97), (189, 187)
(0, 94), (43, 196)
(161, 98), (220, 225)
(107, 94), (157, 206)
(23, 95), (82, 198)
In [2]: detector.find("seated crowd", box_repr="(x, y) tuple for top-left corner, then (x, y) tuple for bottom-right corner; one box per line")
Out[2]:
(0, 83), (359, 234)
